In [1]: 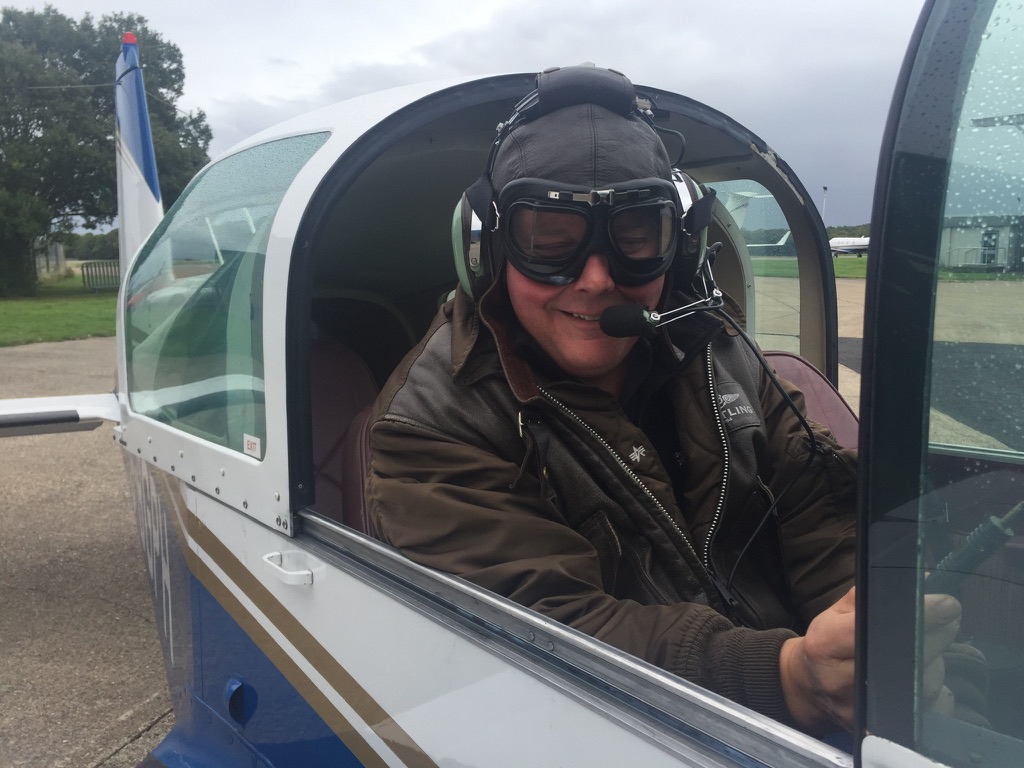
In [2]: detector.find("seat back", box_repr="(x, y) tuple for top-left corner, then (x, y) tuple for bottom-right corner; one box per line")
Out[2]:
(764, 350), (859, 450)
(309, 336), (379, 532)
(339, 403), (375, 536)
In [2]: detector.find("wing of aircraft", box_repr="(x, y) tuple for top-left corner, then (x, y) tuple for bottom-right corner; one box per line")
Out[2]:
(5, 4), (1024, 765)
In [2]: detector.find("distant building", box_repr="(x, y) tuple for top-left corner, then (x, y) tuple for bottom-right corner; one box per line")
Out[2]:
(940, 215), (1023, 271)
(940, 159), (1024, 271)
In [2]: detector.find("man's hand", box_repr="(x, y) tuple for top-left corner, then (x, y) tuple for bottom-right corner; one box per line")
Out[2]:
(922, 593), (962, 716)
(780, 586), (857, 733)
(779, 589), (964, 734)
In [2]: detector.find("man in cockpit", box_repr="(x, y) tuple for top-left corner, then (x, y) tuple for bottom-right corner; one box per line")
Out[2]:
(366, 65), (967, 735)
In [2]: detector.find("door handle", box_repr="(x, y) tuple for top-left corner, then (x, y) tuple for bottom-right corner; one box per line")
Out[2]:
(262, 551), (313, 586)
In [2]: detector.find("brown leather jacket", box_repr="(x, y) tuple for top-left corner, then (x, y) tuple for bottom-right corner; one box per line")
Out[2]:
(367, 284), (858, 724)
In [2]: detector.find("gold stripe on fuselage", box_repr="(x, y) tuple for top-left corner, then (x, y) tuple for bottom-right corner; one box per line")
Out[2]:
(157, 470), (437, 768)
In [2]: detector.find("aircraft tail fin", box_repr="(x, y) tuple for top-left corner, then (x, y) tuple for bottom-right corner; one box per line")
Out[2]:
(115, 32), (164, 274)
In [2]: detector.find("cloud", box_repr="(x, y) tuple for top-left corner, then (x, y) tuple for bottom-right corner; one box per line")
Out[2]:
(18, 0), (923, 223)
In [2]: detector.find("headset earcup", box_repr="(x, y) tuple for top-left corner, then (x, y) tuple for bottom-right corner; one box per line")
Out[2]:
(671, 171), (710, 286)
(451, 194), (482, 299)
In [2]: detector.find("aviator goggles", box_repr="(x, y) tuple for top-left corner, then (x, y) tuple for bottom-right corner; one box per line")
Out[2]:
(494, 177), (681, 286)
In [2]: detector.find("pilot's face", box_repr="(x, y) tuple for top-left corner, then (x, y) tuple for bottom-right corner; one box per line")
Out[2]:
(505, 251), (663, 397)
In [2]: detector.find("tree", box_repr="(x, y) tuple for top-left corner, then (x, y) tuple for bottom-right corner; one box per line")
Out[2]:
(826, 224), (871, 238)
(0, 7), (211, 296)
(66, 230), (119, 261)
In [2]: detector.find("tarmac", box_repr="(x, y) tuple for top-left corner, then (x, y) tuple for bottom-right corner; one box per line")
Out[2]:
(0, 337), (173, 768)
(0, 275), (934, 767)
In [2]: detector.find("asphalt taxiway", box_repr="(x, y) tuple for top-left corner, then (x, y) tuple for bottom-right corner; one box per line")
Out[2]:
(0, 338), (172, 768)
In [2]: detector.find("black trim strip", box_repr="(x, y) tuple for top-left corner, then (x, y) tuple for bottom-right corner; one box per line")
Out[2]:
(857, 0), (997, 751)
(0, 410), (80, 428)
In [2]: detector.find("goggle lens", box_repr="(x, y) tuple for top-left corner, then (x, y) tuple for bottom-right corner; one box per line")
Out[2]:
(509, 206), (588, 263)
(609, 205), (674, 261)
(497, 179), (679, 286)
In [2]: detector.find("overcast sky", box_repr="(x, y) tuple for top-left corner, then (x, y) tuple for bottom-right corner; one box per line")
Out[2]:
(12, 1), (926, 225)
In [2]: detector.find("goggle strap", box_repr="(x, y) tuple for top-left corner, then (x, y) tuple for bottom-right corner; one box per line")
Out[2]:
(465, 174), (497, 230)
(555, 188), (653, 205)
(534, 66), (637, 120)
(682, 187), (717, 235)
(489, 69), (639, 164)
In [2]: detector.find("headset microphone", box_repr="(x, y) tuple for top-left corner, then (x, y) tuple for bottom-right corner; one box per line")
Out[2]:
(600, 241), (725, 339)
(599, 243), (726, 339)
(599, 292), (725, 338)
(599, 305), (658, 339)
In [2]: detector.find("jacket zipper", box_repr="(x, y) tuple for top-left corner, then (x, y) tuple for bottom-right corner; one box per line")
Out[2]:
(535, 385), (705, 585)
(701, 344), (730, 570)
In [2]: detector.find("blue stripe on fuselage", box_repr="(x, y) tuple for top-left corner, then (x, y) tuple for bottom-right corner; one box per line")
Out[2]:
(149, 572), (361, 768)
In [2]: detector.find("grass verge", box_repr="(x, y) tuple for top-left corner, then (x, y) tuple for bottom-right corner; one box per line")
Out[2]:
(0, 273), (117, 347)
(754, 257), (1024, 281)
(5, 258), (1021, 348)
(752, 258), (865, 278)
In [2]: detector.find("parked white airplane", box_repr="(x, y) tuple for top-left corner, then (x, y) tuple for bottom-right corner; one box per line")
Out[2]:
(828, 236), (869, 256)
(3, 1), (1023, 766)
